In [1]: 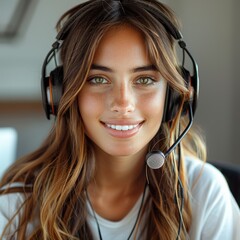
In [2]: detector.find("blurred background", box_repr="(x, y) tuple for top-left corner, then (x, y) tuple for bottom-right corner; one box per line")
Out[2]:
(0, 0), (239, 174)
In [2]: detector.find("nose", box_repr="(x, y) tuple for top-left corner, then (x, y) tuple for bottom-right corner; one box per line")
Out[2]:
(110, 82), (135, 114)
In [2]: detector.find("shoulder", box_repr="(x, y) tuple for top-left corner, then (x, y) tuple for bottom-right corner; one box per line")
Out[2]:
(185, 156), (233, 216)
(0, 191), (25, 237)
(0, 183), (34, 238)
(185, 156), (240, 240)
(0, 183), (27, 217)
(185, 156), (228, 194)
(0, 191), (25, 210)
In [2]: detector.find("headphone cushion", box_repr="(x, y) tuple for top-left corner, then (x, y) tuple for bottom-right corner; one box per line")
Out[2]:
(49, 66), (64, 115)
(162, 67), (190, 122)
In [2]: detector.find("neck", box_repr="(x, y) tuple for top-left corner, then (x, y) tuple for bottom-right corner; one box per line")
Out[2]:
(87, 145), (147, 222)
(90, 145), (147, 194)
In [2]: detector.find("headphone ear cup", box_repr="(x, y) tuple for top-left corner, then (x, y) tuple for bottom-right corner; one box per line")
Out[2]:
(49, 66), (63, 116)
(41, 75), (51, 119)
(41, 66), (63, 119)
(162, 85), (181, 123)
(162, 67), (191, 123)
(180, 67), (191, 116)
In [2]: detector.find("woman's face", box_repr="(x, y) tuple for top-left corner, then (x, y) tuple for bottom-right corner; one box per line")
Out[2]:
(78, 25), (167, 158)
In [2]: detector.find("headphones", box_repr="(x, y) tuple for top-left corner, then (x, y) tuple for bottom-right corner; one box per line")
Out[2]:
(41, 2), (199, 121)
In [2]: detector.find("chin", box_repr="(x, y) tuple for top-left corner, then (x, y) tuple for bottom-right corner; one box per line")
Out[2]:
(102, 144), (147, 159)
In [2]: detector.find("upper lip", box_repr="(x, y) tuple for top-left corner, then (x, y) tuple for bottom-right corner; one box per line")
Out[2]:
(100, 120), (144, 126)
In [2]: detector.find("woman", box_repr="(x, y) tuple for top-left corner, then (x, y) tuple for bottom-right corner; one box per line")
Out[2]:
(0, 0), (239, 239)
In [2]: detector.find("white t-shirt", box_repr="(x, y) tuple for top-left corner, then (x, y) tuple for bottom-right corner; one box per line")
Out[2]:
(0, 157), (240, 239)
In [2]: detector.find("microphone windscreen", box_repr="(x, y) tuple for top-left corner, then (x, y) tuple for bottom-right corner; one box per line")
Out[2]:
(146, 151), (165, 169)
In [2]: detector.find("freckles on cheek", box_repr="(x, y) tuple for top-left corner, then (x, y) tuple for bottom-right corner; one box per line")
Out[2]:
(141, 91), (166, 114)
(147, 102), (165, 121)
(142, 94), (166, 130)
(78, 93), (104, 119)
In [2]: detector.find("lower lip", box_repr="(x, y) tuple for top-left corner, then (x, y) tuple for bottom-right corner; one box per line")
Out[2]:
(103, 123), (142, 138)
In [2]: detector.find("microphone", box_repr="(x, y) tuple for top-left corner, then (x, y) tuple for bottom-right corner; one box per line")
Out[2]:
(146, 151), (165, 169)
(146, 103), (193, 169)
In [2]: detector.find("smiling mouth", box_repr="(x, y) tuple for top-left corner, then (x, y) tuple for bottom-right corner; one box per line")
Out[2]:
(105, 124), (139, 131)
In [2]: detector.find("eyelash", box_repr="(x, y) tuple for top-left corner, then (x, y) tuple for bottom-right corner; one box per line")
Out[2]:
(135, 77), (157, 85)
(88, 76), (109, 84)
(87, 76), (158, 86)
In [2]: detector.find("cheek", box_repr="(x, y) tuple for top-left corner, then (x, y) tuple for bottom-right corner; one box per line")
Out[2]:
(78, 91), (104, 119)
(139, 88), (166, 120)
(78, 92), (103, 140)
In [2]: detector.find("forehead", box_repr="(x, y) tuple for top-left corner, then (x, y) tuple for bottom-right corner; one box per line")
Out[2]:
(92, 24), (151, 67)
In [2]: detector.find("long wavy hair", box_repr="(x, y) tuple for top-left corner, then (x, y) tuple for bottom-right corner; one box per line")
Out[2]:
(0, 0), (206, 239)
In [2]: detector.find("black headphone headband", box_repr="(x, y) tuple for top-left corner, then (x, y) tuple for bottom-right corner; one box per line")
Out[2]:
(41, 1), (199, 121)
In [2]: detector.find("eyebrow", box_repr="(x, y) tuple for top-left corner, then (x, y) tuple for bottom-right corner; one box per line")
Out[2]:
(90, 64), (157, 73)
(133, 65), (157, 72)
(91, 64), (113, 72)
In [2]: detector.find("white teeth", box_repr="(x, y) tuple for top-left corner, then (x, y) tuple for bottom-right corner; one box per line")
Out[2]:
(106, 124), (138, 131)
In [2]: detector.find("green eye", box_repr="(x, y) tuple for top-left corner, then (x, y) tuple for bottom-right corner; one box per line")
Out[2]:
(136, 77), (155, 85)
(89, 77), (108, 84)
